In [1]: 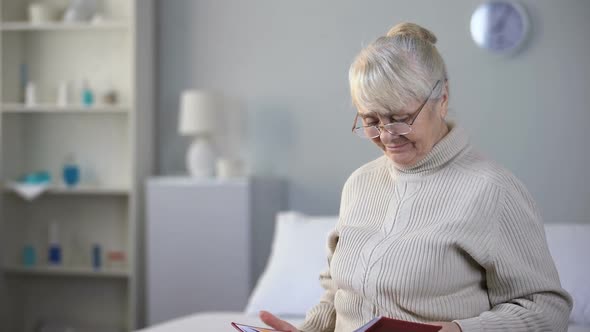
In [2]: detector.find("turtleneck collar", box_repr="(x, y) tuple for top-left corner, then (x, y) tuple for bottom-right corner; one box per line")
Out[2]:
(387, 122), (469, 176)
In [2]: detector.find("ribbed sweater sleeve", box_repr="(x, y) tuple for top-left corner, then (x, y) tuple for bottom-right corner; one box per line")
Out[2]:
(298, 180), (353, 332)
(296, 241), (338, 332)
(454, 181), (572, 332)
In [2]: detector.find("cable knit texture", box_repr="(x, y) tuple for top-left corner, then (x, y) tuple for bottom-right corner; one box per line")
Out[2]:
(298, 124), (572, 332)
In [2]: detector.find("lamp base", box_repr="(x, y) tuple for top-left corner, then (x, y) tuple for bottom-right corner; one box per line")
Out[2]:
(186, 137), (215, 177)
(216, 158), (244, 178)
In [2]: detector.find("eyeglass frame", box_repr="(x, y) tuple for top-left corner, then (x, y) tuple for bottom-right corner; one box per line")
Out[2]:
(351, 80), (442, 138)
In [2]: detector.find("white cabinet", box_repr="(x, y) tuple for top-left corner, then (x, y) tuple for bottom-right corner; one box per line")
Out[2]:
(146, 177), (284, 326)
(0, 1), (155, 331)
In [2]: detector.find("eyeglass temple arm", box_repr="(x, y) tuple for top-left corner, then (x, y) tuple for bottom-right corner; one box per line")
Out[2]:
(352, 113), (359, 132)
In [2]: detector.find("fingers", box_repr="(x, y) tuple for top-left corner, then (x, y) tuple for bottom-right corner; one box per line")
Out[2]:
(427, 322), (461, 332)
(259, 311), (298, 332)
(428, 322), (446, 331)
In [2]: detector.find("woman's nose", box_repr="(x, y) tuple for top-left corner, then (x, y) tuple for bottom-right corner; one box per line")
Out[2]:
(379, 128), (400, 142)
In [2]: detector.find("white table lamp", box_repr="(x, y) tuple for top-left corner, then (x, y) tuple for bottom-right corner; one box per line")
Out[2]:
(179, 90), (217, 177)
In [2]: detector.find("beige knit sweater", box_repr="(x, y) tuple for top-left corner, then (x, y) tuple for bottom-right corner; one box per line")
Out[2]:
(298, 125), (572, 332)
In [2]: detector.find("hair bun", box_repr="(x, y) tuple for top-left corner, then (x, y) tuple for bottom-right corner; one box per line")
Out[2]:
(386, 22), (437, 44)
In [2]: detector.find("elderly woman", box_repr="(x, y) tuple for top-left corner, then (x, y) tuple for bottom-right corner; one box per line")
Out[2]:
(260, 23), (572, 332)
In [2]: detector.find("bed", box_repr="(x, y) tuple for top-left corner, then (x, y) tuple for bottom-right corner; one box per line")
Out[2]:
(139, 213), (590, 332)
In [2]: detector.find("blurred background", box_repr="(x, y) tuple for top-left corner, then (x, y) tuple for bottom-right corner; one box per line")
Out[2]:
(0, 0), (588, 331)
(160, 0), (590, 221)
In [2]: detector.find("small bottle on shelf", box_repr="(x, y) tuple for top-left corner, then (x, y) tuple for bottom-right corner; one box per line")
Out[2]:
(22, 245), (36, 267)
(57, 80), (70, 107)
(81, 79), (94, 107)
(63, 154), (80, 188)
(67, 232), (86, 267)
(19, 64), (28, 104)
(92, 244), (102, 270)
(106, 249), (126, 269)
(102, 82), (119, 106)
(48, 222), (62, 265)
(25, 81), (37, 107)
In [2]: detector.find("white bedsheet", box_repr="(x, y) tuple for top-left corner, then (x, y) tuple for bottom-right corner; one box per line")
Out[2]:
(138, 312), (305, 332)
(138, 311), (589, 332)
(570, 326), (590, 332)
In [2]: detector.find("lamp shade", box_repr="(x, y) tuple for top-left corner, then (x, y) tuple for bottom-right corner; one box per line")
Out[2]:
(178, 90), (217, 135)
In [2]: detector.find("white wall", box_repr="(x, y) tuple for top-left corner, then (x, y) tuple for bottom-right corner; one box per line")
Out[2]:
(157, 0), (590, 223)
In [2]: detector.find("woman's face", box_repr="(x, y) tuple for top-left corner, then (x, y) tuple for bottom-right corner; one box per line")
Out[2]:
(362, 84), (449, 167)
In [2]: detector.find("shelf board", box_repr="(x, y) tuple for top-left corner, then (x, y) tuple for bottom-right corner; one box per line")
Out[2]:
(4, 185), (131, 196)
(0, 21), (129, 31)
(1, 104), (130, 114)
(47, 186), (131, 195)
(3, 265), (130, 278)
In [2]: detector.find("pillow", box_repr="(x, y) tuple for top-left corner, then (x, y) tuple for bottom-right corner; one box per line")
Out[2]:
(245, 211), (338, 316)
(544, 224), (590, 325)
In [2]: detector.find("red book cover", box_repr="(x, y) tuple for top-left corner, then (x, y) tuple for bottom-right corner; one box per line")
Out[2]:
(231, 322), (287, 332)
(354, 316), (443, 332)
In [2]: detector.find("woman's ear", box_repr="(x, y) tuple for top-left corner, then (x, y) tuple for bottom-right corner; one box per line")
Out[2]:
(438, 81), (449, 118)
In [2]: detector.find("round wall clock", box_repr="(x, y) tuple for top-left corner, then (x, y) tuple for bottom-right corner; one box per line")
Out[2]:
(470, 1), (530, 54)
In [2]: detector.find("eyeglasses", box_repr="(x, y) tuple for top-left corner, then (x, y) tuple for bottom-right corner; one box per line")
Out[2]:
(352, 80), (441, 139)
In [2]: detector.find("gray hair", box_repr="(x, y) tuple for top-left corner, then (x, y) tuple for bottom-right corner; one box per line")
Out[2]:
(349, 22), (448, 114)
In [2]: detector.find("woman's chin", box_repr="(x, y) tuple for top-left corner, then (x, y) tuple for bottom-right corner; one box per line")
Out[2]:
(386, 150), (417, 167)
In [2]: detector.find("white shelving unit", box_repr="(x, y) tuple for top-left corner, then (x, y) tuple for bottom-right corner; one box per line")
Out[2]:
(4, 185), (130, 195)
(2, 103), (130, 113)
(0, 1), (154, 331)
(0, 21), (129, 31)
(4, 265), (130, 278)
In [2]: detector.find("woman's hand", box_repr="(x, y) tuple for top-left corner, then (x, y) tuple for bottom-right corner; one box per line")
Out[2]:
(259, 310), (300, 332)
(430, 321), (462, 332)
(259, 312), (461, 332)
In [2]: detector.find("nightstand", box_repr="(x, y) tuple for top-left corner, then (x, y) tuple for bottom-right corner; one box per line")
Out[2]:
(146, 177), (284, 325)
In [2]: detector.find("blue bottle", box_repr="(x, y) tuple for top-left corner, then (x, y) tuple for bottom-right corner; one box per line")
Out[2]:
(48, 222), (61, 265)
(49, 245), (62, 265)
(92, 244), (102, 270)
(63, 165), (80, 187)
(63, 154), (80, 187)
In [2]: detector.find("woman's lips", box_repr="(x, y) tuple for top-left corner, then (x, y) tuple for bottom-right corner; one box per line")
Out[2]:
(385, 142), (410, 152)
